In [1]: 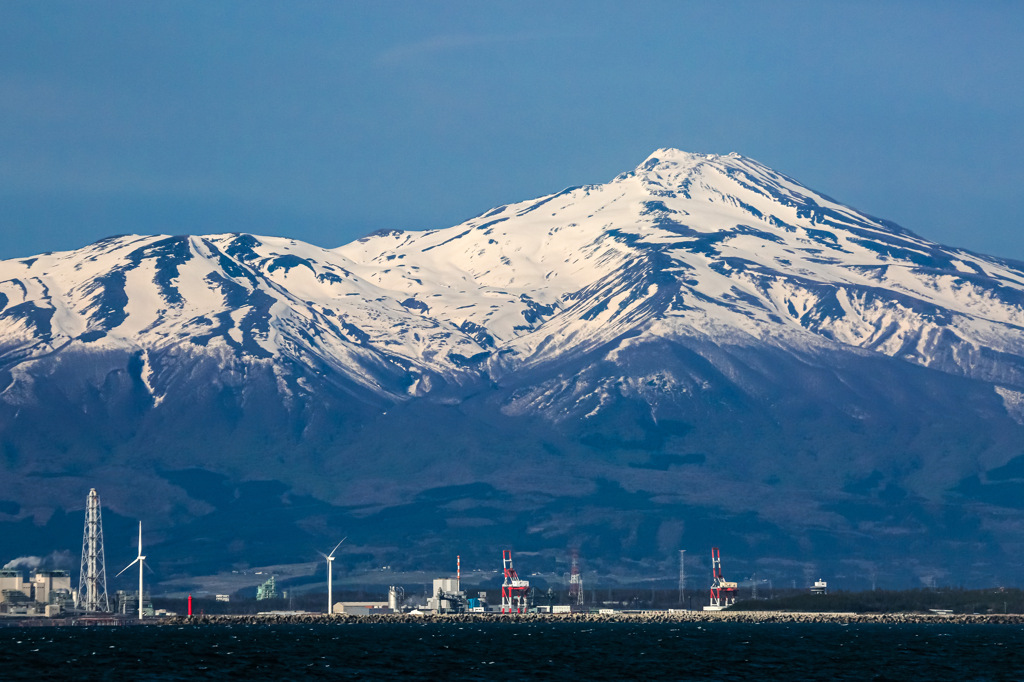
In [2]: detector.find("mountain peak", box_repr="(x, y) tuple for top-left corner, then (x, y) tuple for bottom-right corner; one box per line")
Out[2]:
(631, 148), (755, 195)
(3, 148), (1024, 586)
(638, 148), (742, 170)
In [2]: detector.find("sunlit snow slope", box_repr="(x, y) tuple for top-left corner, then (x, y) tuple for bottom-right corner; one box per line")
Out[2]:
(3, 149), (1024, 586)
(2, 149), (1023, 406)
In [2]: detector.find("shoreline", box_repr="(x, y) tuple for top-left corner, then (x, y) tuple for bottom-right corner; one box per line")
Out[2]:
(6, 610), (1024, 627)
(159, 610), (1024, 626)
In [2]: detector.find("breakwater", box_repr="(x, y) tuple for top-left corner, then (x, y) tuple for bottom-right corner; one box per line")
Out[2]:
(162, 610), (1024, 626)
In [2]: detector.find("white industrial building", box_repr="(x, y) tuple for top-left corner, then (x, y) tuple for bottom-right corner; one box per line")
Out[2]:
(0, 568), (73, 615)
(331, 601), (389, 615)
(427, 577), (464, 613)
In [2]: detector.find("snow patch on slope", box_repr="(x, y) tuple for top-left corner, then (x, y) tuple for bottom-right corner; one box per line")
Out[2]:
(995, 386), (1024, 424)
(1, 149), (1023, 413)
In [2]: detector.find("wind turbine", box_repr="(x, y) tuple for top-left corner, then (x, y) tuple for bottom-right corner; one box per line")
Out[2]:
(319, 537), (346, 614)
(116, 521), (145, 621)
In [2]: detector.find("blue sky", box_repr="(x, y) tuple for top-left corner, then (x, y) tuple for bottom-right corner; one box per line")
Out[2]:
(1, 1), (1022, 260)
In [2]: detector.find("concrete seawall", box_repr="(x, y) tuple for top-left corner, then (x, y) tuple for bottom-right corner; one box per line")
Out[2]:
(162, 611), (1024, 626)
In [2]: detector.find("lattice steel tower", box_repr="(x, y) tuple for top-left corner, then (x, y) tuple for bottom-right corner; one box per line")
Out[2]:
(568, 549), (584, 607)
(77, 488), (110, 612)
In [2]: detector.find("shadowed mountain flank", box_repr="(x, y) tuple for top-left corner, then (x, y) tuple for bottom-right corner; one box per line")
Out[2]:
(2, 150), (1023, 588)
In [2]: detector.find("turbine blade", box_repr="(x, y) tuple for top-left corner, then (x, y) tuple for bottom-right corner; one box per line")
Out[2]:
(115, 556), (141, 577)
(328, 537), (347, 558)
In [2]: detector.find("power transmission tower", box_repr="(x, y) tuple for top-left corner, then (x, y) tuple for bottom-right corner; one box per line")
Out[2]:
(569, 549), (584, 607)
(76, 488), (110, 612)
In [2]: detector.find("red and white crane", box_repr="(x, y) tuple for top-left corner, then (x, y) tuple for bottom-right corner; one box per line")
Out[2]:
(709, 547), (738, 609)
(501, 550), (530, 613)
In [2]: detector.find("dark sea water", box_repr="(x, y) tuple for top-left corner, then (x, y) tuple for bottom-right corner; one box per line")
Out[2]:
(1, 621), (1022, 680)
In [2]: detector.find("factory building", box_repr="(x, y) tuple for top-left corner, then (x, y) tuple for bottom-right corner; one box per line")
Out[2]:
(421, 556), (478, 613)
(33, 570), (72, 605)
(427, 577), (465, 613)
(331, 601), (390, 615)
(0, 569), (30, 601)
(114, 590), (154, 617)
(0, 567), (73, 615)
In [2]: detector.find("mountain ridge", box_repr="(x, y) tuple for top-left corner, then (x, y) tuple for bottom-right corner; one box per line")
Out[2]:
(1, 149), (1023, 587)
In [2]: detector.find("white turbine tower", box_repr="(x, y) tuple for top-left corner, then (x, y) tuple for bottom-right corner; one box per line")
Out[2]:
(116, 521), (146, 621)
(319, 537), (346, 615)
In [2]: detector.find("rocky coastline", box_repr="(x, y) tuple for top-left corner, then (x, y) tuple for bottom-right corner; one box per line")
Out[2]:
(160, 610), (1024, 626)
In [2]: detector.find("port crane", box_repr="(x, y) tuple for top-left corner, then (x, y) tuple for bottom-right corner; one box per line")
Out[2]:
(709, 547), (738, 609)
(501, 550), (530, 613)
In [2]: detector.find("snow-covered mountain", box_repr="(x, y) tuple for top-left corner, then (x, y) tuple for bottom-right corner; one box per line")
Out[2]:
(2, 149), (1024, 587)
